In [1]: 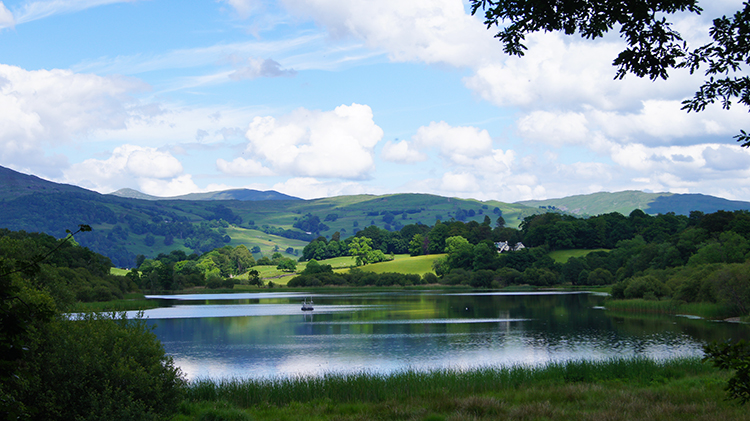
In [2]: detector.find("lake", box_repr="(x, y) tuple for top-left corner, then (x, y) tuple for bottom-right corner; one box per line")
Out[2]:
(133, 290), (748, 381)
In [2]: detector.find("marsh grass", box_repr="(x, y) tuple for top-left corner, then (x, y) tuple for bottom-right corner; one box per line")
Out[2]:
(71, 295), (158, 312)
(177, 357), (749, 421)
(185, 357), (708, 407)
(605, 298), (733, 319)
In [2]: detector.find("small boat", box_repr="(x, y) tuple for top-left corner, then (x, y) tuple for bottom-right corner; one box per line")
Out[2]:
(301, 297), (314, 311)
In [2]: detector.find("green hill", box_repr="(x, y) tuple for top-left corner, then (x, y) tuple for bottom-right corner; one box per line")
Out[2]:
(0, 166), (538, 268)
(517, 191), (670, 216)
(4, 165), (750, 269)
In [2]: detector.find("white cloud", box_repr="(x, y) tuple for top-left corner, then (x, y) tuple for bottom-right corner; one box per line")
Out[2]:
(271, 177), (368, 199)
(137, 174), (201, 197)
(62, 144), (191, 194)
(223, 103), (383, 179)
(277, 0), (498, 67)
(702, 145), (750, 172)
(13, 0), (138, 25)
(517, 111), (590, 145)
(381, 139), (426, 163)
(439, 172), (478, 193)
(413, 121), (493, 161)
(218, 0), (261, 19)
(0, 2), (15, 28)
(0, 64), (147, 173)
(216, 157), (274, 176)
(125, 149), (183, 179)
(228, 56), (297, 80)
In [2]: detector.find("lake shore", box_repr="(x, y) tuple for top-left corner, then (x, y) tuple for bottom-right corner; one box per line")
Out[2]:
(173, 357), (748, 421)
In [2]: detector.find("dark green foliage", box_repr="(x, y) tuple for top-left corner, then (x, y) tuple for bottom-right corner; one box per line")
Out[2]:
(0, 228), (184, 421)
(471, 0), (748, 143)
(680, 2), (750, 146)
(293, 213), (329, 233)
(703, 340), (750, 404)
(288, 269), (424, 287)
(21, 313), (186, 421)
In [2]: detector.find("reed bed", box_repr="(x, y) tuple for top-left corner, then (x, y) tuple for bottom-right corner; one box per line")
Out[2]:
(185, 357), (709, 408)
(71, 298), (158, 312)
(605, 299), (733, 319)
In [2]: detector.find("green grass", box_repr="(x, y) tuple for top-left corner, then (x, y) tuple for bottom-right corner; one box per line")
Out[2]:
(605, 298), (734, 319)
(350, 254), (445, 275)
(175, 357), (748, 421)
(71, 293), (159, 312)
(548, 249), (610, 263)
(110, 267), (130, 276)
(224, 226), (307, 259)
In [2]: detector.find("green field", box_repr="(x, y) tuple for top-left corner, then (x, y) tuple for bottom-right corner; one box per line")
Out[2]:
(548, 249), (610, 263)
(224, 226), (308, 259)
(348, 254), (444, 275)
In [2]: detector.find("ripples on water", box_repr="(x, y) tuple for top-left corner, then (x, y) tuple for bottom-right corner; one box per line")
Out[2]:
(140, 291), (737, 380)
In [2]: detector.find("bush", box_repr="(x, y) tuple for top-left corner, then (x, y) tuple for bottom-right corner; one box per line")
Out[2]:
(703, 340), (750, 404)
(22, 313), (186, 421)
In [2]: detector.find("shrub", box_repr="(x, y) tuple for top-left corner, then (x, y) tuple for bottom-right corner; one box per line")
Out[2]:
(703, 340), (750, 404)
(22, 313), (185, 421)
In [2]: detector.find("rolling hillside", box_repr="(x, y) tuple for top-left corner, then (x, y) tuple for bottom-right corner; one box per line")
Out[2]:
(517, 190), (750, 217)
(0, 166), (537, 268)
(3, 165), (750, 268)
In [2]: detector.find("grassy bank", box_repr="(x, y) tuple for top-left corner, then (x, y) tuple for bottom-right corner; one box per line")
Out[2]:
(605, 298), (736, 320)
(174, 357), (748, 421)
(548, 249), (610, 263)
(71, 293), (160, 312)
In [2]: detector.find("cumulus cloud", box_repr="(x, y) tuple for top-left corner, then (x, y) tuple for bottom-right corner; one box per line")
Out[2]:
(0, 64), (149, 176)
(413, 121), (493, 161)
(62, 145), (192, 195)
(219, 103), (383, 179)
(277, 0), (499, 67)
(0, 64), (144, 146)
(381, 139), (426, 163)
(517, 111), (590, 146)
(271, 177), (368, 200)
(439, 172), (478, 193)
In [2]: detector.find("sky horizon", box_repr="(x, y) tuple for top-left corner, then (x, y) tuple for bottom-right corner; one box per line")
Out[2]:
(1, 0), (748, 202)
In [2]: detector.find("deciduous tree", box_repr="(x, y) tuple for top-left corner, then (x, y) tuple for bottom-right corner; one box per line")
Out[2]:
(471, 0), (749, 144)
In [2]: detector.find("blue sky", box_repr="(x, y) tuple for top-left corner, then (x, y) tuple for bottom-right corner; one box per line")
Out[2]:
(0, 0), (748, 202)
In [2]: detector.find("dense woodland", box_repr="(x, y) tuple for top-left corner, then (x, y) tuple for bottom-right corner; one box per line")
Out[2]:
(291, 210), (750, 318)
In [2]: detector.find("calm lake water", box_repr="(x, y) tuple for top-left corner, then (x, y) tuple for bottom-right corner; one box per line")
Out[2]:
(133, 291), (749, 381)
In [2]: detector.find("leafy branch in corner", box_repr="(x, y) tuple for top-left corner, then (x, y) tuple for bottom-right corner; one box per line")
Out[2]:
(0, 224), (92, 280)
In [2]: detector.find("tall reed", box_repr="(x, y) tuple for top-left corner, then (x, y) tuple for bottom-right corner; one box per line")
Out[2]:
(185, 357), (710, 408)
(605, 298), (733, 319)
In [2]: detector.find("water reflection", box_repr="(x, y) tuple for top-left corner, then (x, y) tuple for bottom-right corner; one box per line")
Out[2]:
(143, 291), (747, 380)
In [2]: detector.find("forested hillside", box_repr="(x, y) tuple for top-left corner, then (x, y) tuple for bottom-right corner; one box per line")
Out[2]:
(0, 167), (535, 267)
(289, 209), (750, 319)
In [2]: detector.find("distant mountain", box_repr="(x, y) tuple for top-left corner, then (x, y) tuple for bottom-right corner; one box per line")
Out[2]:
(516, 190), (750, 216)
(109, 188), (301, 201)
(4, 164), (750, 268)
(0, 165), (99, 199)
(0, 166), (533, 267)
(646, 193), (750, 215)
(517, 191), (670, 216)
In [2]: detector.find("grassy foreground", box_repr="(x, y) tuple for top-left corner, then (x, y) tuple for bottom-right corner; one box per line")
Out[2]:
(174, 357), (748, 421)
